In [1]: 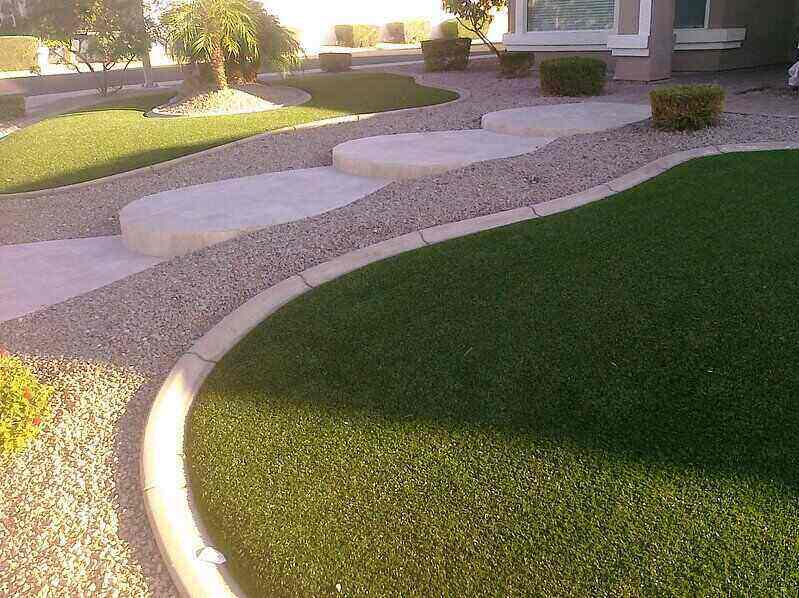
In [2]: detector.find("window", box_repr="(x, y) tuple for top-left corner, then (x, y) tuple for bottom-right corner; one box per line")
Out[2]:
(527, 0), (616, 32)
(674, 0), (708, 28)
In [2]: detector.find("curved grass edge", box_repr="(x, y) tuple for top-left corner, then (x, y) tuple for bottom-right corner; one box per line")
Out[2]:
(0, 75), (468, 200)
(141, 141), (799, 597)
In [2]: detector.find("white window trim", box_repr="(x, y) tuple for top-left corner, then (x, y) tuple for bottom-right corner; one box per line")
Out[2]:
(674, 27), (746, 51)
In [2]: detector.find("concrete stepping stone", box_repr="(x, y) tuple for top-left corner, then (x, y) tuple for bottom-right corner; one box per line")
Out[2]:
(120, 167), (391, 258)
(481, 102), (652, 137)
(0, 236), (164, 322)
(332, 130), (555, 180)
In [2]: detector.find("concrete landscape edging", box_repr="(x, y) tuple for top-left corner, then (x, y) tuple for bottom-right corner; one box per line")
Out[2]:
(0, 75), (469, 200)
(141, 141), (799, 597)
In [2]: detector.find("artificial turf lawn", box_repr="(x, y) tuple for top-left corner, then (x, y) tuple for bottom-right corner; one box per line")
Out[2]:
(0, 73), (457, 194)
(186, 150), (799, 597)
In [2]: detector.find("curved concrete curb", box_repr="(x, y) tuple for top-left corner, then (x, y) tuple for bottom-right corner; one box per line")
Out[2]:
(142, 141), (799, 597)
(0, 76), (468, 200)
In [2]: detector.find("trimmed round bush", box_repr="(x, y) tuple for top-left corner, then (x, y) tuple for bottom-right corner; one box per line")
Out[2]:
(540, 56), (607, 96)
(1, 353), (53, 455)
(0, 36), (38, 72)
(334, 25), (354, 47)
(650, 84), (726, 131)
(403, 19), (432, 44)
(439, 19), (460, 39)
(500, 51), (534, 78)
(422, 37), (471, 72)
(0, 93), (25, 119)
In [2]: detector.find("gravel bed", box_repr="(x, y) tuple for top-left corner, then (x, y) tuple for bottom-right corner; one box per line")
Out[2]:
(2, 60), (799, 596)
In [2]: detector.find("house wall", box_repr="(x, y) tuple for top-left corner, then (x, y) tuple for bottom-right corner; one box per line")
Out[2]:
(672, 0), (796, 71)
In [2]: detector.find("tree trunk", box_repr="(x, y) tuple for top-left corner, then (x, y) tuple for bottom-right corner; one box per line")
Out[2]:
(141, 46), (157, 88)
(209, 44), (227, 90)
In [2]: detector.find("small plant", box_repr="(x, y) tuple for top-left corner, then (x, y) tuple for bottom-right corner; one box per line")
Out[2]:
(422, 38), (472, 72)
(0, 93), (25, 119)
(499, 51), (533, 78)
(0, 36), (39, 72)
(0, 352), (53, 455)
(403, 19), (432, 44)
(540, 57), (607, 96)
(650, 84), (726, 131)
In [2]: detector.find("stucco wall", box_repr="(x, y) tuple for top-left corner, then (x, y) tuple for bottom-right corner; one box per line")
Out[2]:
(672, 0), (796, 71)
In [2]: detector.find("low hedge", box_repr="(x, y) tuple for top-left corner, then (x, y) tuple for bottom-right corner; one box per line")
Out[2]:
(0, 36), (38, 72)
(404, 19), (432, 44)
(439, 19), (460, 39)
(319, 52), (352, 73)
(1, 353), (53, 455)
(422, 37), (471, 72)
(334, 25), (354, 47)
(650, 84), (726, 131)
(0, 93), (25, 119)
(336, 24), (380, 48)
(540, 56), (607, 96)
(385, 22), (405, 44)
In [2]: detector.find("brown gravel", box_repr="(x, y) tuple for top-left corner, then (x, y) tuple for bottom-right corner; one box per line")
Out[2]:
(2, 59), (799, 596)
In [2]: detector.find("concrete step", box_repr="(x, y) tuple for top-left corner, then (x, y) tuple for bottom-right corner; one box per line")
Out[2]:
(481, 102), (652, 137)
(332, 129), (555, 180)
(120, 167), (390, 258)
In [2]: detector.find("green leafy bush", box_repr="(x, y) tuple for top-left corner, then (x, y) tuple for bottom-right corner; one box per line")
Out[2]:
(650, 84), (726, 131)
(540, 56), (607, 96)
(1, 353), (52, 455)
(0, 94), (25, 119)
(0, 36), (38, 72)
(439, 19), (460, 39)
(403, 19), (432, 43)
(352, 24), (379, 48)
(499, 51), (533, 78)
(334, 24), (354, 47)
(384, 22), (405, 44)
(422, 37), (471, 71)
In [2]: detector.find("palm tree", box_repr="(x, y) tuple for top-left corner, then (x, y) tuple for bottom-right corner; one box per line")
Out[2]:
(162, 0), (259, 90)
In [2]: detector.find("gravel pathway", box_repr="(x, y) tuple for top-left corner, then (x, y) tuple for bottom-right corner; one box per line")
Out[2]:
(2, 60), (799, 596)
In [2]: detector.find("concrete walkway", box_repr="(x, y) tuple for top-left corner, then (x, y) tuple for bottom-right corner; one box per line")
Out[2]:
(1, 101), (652, 322)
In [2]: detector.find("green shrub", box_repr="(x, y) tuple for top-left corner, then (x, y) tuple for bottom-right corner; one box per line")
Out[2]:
(0, 354), (52, 455)
(334, 25), (354, 47)
(352, 24), (380, 48)
(403, 19), (432, 44)
(385, 22), (405, 44)
(499, 51), (534, 79)
(0, 36), (38, 72)
(422, 37), (471, 72)
(650, 84), (726, 131)
(540, 56), (607, 96)
(0, 94), (25, 119)
(439, 19), (460, 39)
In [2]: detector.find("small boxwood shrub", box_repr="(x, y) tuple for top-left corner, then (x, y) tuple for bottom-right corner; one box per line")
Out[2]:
(0, 93), (25, 119)
(404, 19), (432, 44)
(385, 22), (406, 44)
(422, 37), (471, 72)
(540, 56), (607, 96)
(439, 19), (460, 39)
(0, 36), (38, 72)
(319, 52), (352, 73)
(334, 25), (354, 47)
(650, 84), (726, 131)
(352, 24), (380, 48)
(1, 353), (52, 455)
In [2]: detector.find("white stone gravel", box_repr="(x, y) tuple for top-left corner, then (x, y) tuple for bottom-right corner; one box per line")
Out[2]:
(1, 60), (799, 596)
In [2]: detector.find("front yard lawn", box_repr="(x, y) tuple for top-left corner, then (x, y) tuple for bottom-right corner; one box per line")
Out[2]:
(186, 150), (799, 596)
(0, 73), (457, 194)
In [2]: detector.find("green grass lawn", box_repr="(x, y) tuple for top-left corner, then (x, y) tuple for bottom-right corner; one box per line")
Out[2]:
(187, 150), (799, 597)
(0, 73), (457, 194)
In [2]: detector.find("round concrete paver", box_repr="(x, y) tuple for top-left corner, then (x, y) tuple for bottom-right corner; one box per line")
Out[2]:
(481, 102), (652, 137)
(332, 129), (555, 179)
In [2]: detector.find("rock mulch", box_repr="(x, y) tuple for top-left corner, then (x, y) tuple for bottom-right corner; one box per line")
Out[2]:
(2, 59), (799, 596)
